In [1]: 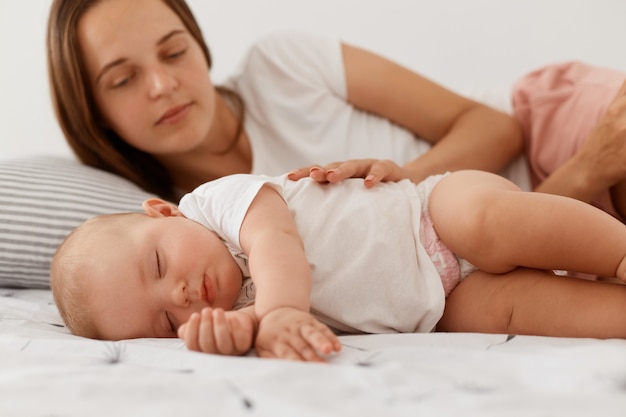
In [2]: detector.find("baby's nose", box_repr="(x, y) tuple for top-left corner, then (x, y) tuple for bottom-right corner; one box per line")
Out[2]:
(172, 281), (189, 307)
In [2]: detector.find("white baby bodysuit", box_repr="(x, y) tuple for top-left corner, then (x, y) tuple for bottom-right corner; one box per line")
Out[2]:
(179, 174), (445, 334)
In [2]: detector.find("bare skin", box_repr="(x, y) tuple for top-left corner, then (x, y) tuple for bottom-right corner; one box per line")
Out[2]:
(291, 79), (626, 222)
(431, 171), (626, 338)
(438, 268), (626, 339)
(535, 80), (626, 218)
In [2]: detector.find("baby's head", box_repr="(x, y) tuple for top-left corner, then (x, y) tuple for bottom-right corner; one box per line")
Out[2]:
(51, 212), (146, 339)
(51, 198), (243, 341)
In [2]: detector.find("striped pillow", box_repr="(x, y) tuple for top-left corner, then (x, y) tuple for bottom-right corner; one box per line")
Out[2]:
(0, 156), (158, 288)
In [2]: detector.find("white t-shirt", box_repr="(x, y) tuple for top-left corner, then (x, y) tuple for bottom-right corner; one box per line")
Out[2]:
(179, 174), (445, 335)
(223, 31), (431, 176)
(223, 30), (531, 189)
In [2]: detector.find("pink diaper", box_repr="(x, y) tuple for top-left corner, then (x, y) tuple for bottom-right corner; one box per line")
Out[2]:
(416, 174), (477, 296)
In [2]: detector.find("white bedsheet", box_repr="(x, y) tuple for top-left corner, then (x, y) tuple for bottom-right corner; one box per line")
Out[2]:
(2, 288), (626, 416)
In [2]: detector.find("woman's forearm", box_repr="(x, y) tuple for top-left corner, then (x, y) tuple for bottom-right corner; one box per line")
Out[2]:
(533, 156), (606, 202)
(403, 106), (523, 183)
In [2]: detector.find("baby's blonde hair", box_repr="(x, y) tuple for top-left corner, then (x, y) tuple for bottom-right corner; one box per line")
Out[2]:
(51, 212), (140, 339)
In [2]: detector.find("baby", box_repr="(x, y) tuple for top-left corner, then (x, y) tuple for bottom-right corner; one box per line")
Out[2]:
(51, 169), (626, 361)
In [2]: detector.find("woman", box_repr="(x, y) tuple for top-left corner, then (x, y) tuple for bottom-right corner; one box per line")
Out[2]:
(46, 0), (522, 202)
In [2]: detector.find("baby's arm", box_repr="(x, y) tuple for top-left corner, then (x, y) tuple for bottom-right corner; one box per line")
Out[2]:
(178, 306), (257, 356)
(239, 185), (341, 361)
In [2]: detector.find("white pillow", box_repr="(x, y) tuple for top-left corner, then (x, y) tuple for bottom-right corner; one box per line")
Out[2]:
(0, 156), (158, 288)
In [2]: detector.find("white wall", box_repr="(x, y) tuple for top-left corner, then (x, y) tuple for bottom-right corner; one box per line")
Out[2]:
(2, 0), (626, 158)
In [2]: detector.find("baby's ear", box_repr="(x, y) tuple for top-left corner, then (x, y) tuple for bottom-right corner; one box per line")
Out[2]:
(142, 198), (183, 218)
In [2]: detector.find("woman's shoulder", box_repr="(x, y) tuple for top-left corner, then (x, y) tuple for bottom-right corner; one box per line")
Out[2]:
(228, 30), (343, 86)
(248, 30), (338, 58)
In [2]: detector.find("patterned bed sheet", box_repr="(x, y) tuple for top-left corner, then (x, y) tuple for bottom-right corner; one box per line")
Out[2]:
(1, 287), (626, 416)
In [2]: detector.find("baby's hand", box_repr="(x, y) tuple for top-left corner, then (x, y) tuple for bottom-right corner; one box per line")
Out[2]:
(288, 159), (409, 188)
(254, 307), (342, 362)
(178, 307), (256, 356)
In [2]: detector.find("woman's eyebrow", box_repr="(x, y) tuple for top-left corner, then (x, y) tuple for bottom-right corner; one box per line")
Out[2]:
(157, 29), (186, 46)
(95, 30), (187, 84)
(96, 57), (127, 84)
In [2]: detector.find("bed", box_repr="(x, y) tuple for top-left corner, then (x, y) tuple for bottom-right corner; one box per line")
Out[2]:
(3, 1), (626, 415)
(3, 288), (626, 416)
(2, 120), (625, 417)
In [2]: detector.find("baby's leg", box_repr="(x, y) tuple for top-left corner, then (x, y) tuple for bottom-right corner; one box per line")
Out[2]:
(438, 268), (626, 338)
(428, 170), (626, 280)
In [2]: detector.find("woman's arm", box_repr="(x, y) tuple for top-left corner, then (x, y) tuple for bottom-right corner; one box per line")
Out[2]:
(289, 44), (523, 185)
(344, 43), (523, 181)
(239, 185), (341, 361)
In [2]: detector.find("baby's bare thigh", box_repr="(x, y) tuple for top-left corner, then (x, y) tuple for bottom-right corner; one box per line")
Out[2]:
(428, 170), (519, 256)
(429, 170), (519, 208)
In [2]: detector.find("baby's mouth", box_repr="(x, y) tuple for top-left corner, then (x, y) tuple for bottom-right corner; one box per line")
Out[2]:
(201, 274), (216, 305)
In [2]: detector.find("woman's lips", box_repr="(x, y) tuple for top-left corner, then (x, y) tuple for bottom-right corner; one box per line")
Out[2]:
(156, 103), (191, 125)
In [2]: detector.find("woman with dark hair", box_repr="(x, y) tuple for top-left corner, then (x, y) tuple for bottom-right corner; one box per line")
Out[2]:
(46, 0), (522, 202)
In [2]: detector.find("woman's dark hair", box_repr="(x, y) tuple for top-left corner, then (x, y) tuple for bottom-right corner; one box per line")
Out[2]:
(47, 0), (244, 201)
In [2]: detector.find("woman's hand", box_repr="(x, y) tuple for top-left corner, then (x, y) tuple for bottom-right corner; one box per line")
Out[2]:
(573, 79), (626, 188)
(178, 307), (257, 356)
(254, 307), (341, 362)
(288, 158), (412, 188)
(535, 79), (626, 204)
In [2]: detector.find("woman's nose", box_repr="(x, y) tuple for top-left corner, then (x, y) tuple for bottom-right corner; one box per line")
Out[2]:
(171, 280), (189, 307)
(147, 66), (178, 99)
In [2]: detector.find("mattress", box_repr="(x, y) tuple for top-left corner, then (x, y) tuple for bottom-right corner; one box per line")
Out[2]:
(2, 287), (626, 416)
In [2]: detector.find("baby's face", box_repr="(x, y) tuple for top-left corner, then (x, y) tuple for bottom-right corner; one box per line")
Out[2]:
(85, 207), (243, 340)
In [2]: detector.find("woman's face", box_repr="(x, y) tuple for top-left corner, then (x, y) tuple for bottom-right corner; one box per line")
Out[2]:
(77, 0), (216, 155)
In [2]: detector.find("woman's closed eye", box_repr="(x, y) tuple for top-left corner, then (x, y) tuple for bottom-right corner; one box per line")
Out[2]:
(109, 71), (136, 89)
(165, 48), (187, 60)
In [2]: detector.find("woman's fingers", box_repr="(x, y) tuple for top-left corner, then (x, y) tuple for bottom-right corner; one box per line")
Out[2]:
(288, 159), (407, 187)
(322, 159), (378, 182)
(613, 79), (626, 99)
(287, 165), (324, 180)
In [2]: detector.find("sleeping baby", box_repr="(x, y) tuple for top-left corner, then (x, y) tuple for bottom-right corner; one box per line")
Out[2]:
(51, 169), (626, 361)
